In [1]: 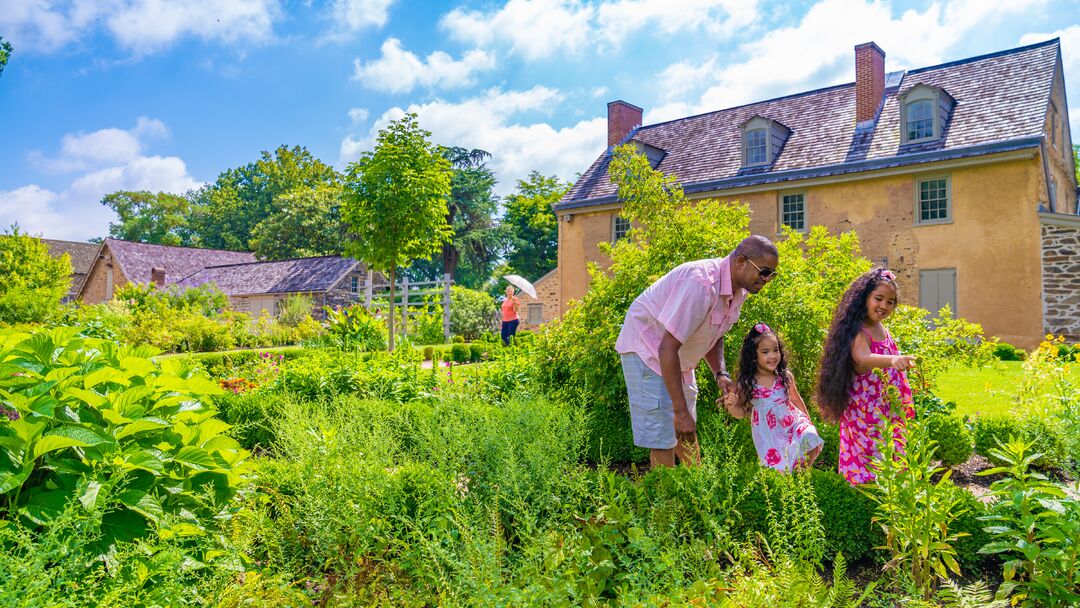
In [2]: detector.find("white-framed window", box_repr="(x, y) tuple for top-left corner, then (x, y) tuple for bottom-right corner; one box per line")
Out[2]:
(351, 275), (359, 293)
(905, 99), (934, 142)
(780, 192), (806, 231)
(919, 268), (957, 317)
(527, 303), (543, 325)
(744, 128), (767, 165)
(613, 215), (631, 242)
(915, 175), (951, 225)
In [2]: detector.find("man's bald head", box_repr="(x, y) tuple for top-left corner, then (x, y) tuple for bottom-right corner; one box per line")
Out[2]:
(730, 235), (779, 294)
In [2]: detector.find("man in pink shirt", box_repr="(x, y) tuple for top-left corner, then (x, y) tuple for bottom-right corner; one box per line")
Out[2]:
(615, 235), (779, 467)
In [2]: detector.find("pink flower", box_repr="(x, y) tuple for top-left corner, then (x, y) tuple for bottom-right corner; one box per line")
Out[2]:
(780, 414), (794, 428)
(766, 448), (781, 466)
(752, 409), (759, 424)
(766, 410), (777, 429)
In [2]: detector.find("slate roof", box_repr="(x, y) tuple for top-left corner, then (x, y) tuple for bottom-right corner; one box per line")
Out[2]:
(42, 239), (98, 275)
(175, 256), (362, 296)
(104, 238), (256, 285)
(557, 39), (1060, 211)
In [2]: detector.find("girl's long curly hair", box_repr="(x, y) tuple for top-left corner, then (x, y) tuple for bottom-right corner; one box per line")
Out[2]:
(736, 325), (790, 413)
(815, 268), (898, 422)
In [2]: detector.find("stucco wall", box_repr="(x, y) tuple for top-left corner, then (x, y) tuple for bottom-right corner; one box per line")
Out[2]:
(1041, 216), (1080, 343)
(557, 156), (1050, 348)
(1044, 64), (1078, 215)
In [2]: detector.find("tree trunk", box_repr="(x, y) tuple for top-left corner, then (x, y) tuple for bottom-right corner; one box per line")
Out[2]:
(387, 265), (396, 351)
(442, 242), (459, 285)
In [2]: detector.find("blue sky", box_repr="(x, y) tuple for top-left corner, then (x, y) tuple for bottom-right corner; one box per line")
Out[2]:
(1, 0), (1078, 241)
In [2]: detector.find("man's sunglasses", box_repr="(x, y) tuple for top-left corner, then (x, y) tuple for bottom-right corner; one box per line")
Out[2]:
(747, 258), (776, 279)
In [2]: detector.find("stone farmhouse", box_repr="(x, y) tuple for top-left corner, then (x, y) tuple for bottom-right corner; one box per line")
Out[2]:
(41, 239), (99, 302)
(526, 39), (1079, 348)
(76, 238), (379, 317)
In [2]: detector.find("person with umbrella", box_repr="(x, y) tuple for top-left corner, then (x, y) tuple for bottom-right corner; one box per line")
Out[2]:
(500, 275), (536, 346)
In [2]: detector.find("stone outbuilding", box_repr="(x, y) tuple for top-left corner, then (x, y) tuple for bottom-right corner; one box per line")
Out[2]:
(41, 239), (100, 302)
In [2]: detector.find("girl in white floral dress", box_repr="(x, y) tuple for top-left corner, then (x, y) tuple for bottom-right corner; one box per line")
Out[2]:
(724, 323), (823, 471)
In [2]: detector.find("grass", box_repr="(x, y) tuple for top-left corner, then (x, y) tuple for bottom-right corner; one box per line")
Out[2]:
(935, 361), (1080, 418)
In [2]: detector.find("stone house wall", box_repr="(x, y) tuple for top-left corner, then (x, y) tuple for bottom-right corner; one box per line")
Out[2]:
(1041, 214), (1080, 342)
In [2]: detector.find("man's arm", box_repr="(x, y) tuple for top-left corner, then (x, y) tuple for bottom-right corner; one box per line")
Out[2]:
(705, 336), (736, 397)
(658, 330), (696, 444)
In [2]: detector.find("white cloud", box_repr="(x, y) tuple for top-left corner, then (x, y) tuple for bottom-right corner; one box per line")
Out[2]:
(339, 87), (605, 195)
(649, 0), (1045, 119)
(1020, 25), (1080, 136)
(0, 120), (201, 240)
(439, 0), (758, 60)
(29, 117), (169, 173)
(348, 107), (370, 124)
(328, 0), (396, 34)
(0, 0), (279, 55)
(352, 38), (496, 93)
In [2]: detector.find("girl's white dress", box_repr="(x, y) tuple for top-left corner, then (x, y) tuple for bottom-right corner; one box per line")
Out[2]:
(749, 376), (824, 471)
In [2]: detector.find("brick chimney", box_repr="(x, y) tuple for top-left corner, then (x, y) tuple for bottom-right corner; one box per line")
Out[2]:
(854, 42), (885, 127)
(607, 100), (643, 148)
(150, 267), (166, 285)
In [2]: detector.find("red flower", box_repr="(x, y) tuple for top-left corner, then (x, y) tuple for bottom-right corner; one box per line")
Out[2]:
(780, 414), (794, 428)
(752, 409), (759, 424)
(766, 410), (777, 429)
(766, 448), (781, 466)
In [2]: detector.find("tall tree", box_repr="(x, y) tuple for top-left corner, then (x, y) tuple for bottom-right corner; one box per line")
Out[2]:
(0, 225), (72, 323)
(0, 37), (12, 77)
(188, 145), (341, 254)
(503, 171), (569, 281)
(342, 113), (453, 350)
(101, 191), (193, 246)
(248, 184), (346, 259)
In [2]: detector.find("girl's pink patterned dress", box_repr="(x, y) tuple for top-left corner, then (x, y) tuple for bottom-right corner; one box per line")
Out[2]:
(750, 376), (824, 472)
(838, 328), (915, 485)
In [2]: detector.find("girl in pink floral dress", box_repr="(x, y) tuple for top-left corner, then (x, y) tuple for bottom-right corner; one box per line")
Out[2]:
(724, 323), (823, 471)
(816, 268), (916, 485)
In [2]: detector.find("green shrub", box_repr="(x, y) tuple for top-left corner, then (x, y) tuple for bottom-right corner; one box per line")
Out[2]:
(887, 304), (997, 391)
(479, 331), (497, 343)
(993, 342), (1025, 361)
(215, 391), (284, 451)
(276, 293), (314, 327)
(322, 305), (387, 351)
(810, 469), (880, 562)
(926, 413), (974, 466)
(973, 415), (1066, 469)
(0, 327), (249, 553)
(450, 286), (497, 341)
(0, 226), (72, 324)
(451, 343), (471, 364)
(469, 343), (485, 362)
(942, 482), (994, 573)
(452, 335), (466, 344)
(813, 419), (839, 471)
(423, 345), (435, 360)
(410, 305), (446, 345)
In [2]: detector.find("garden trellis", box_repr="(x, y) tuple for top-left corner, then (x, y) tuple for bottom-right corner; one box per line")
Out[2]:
(362, 270), (453, 343)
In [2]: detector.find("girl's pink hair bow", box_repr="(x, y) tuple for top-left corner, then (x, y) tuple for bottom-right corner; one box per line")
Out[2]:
(879, 269), (896, 281)
(754, 322), (772, 334)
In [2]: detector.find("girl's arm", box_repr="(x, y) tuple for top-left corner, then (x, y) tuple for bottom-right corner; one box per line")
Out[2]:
(851, 333), (915, 374)
(723, 389), (750, 419)
(785, 370), (810, 416)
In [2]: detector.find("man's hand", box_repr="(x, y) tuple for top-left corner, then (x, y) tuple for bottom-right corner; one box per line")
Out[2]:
(673, 408), (697, 444)
(717, 374), (736, 397)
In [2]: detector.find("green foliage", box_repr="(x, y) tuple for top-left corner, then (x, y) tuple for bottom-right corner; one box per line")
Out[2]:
(342, 113), (453, 350)
(886, 304), (997, 392)
(978, 438), (1080, 606)
(469, 343), (485, 363)
(321, 305), (387, 351)
(1074, 144), (1079, 185)
(866, 396), (967, 598)
(972, 415), (1066, 469)
(101, 191), (193, 246)
(735, 226), (870, 387)
(188, 145), (341, 255)
(449, 285), (496, 341)
(993, 342), (1025, 361)
(0, 37), (10, 77)
(247, 183), (346, 259)
(0, 226), (72, 324)
(450, 343), (471, 364)
(810, 468), (880, 562)
(275, 293), (314, 328)
(0, 327), (250, 554)
(925, 413), (974, 467)
(718, 551), (875, 607)
(115, 282), (228, 317)
(422, 345), (435, 360)
(408, 303), (446, 345)
(502, 171), (568, 282)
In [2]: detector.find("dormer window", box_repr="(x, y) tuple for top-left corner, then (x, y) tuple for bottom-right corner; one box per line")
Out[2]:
(740, 116), (791, 168)
(633, 141), (666, 169)
(899, 84), (955, 145)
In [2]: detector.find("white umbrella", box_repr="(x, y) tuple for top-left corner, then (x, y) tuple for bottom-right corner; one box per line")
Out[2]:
(503, 274), (537, 298)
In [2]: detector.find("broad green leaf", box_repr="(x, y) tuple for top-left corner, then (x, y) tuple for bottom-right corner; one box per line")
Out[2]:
(79, 481), (104, 511)
(116, 490), (164, 523)
(23, 379), (57, 398)
(83, 367), (126, 389)
(44, 366), (80, 384)
(28, 395), (60, 418)
(109, 385), (155, 414)
(196, 418), (231, 444)
(100, 508), (149, 545)
(119, 450), (165, 474)
(173, 446), (216, 470)
(0, 464), (33, 495)
(114, 418), (169, 440)
(32, 434), (91, 459)
(63, 388), (106, 409)
(21, 488), (73, 525)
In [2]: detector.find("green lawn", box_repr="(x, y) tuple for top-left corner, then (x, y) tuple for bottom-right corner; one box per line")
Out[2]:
(935, 361), (1080, 418)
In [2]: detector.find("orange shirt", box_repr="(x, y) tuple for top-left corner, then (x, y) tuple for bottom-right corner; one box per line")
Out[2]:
(501, 296), (519, 322)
